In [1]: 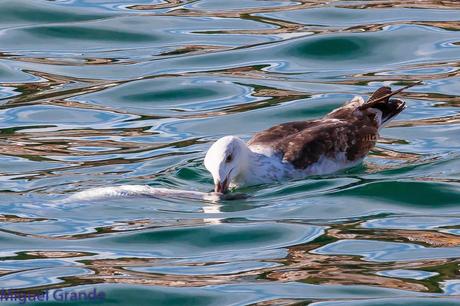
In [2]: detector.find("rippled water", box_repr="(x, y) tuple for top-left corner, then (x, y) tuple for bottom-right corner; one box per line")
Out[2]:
(0, 0), (460, 305)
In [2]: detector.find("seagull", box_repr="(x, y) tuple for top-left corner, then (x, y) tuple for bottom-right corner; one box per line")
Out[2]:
(204, 82), (421, 193)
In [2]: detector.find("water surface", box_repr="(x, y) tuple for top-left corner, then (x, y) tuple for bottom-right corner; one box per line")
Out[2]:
(0, 0), (459, 305)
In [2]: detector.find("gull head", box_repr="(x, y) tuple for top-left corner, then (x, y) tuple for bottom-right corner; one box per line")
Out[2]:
(204, 136), (248, 193)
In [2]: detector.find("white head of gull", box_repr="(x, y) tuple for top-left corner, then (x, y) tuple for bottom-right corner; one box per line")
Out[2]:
(204, 136), (250, 193)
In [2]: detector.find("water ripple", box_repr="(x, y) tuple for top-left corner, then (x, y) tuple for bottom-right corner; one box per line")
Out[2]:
(0, 0), (459, 305)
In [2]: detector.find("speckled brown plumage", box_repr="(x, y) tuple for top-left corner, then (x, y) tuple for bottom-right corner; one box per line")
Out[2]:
(248, 84), (416, 169)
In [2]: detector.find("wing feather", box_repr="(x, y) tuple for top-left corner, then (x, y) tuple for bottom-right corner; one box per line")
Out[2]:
(248, 118), (378, 169)
(246, 83), (420, 170)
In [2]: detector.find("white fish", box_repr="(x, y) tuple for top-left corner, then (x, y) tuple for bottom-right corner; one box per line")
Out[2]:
(58, 185), (246, 203)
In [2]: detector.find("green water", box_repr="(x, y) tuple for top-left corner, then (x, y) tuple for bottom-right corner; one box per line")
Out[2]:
(0, 0), (459, 305)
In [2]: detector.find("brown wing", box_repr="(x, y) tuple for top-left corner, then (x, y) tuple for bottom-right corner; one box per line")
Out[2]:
(249, 118), (378, 169)
(248, 120), (322, 147)
(247, 83), (421, 169)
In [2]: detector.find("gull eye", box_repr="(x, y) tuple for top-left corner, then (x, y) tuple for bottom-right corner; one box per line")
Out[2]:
(226, 155), (233, 163)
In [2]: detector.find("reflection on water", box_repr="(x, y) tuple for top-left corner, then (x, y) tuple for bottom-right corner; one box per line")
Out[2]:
(0, 0), (459, 305)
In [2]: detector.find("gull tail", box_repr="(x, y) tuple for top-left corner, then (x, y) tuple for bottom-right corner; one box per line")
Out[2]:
(367, 86), (407, 125)
(359, 81), (422, 126)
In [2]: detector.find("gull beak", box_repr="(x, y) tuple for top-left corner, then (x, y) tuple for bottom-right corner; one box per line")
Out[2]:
(214, 178), (229, 194)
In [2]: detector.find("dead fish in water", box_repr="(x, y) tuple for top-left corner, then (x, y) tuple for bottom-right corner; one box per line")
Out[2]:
(57, 185), (248, 204)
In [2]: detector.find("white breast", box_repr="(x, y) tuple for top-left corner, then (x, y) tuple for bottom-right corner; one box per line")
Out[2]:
(234, 148), (362, 188)
(303, 152), (362, 175)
